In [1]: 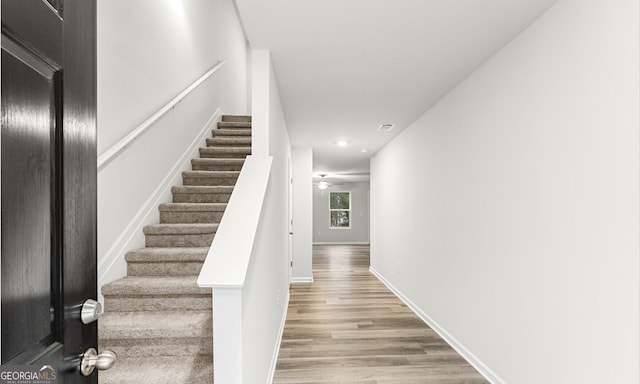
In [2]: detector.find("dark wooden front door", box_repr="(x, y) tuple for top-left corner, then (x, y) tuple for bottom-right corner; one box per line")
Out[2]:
(1, 0), (97, 382)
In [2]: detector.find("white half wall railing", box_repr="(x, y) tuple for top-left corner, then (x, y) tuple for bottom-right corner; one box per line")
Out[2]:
(97, 60), (226, 171)
(198, 154), (273, 384)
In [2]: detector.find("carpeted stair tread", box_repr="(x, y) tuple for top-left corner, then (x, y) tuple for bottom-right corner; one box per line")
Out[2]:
(159, 203), (228, 224)
(125, 247), (208, 277)
(102, 275), (210, 297)
(217, 121), (251, 128)
(172, 185), (234, 194)
(98, 355), (213, 384)
(103, 277), (211, 311)
(125, 247), (209, 263)
(191, 158), (245, 170)
(213, 128), (251, 136)
(221, 115), (251, 122)
(144, 224), (217, 247)
(182, 171), (240, 186)
(99, 310), (212, 340)
(143, 223), (218, 235)
(182, 170), (240, 178)
(172, 186), (234, 203)
(199, 146), (251, 158)
(206, 137), (251, 146)
(159, 203), (227, 212)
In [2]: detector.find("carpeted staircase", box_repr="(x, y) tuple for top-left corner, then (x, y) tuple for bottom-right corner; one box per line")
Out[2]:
(98, 115), (252, 384)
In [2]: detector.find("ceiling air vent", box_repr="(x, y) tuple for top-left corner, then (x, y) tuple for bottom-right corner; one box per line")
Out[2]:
(377, 123), (395, 132)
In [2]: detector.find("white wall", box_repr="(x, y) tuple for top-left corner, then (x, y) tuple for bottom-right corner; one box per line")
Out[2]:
(97, 0), (248, 288)
(370, 0), (639, 383)
(314, 182), (370, 244)
(292, 147), (313, 281)
(97, 0), (247, 153)
(241, 50), (292, 383)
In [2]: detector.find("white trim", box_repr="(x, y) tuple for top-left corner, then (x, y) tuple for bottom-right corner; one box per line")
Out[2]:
(291, 277), (314, 283)
(98, 109), (223, 292)
(369, 266), (505, 384)
(97, 61), (226, 170)
(313, 241), (370, 245)
(266, 290), (290, 384)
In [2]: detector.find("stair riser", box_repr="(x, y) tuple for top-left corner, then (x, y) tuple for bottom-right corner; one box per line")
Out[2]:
(199, 148), (250, 159)
(104, 296), (211, 312)
(206, 138), (251, 147)
(221, 115), (251, 122)
(172, 193), (231, 203)
(192, 164), (243, 171)
(127, 262), (204, 276)
(213, 129), (251, 136)
(217, 122), (251, 128)
(160, 211), (224, 224)
(192, 163), (243, 171)
(145, 233), (215, 247)
(100, 337), (212, 357)
(183, 177), (238, 186)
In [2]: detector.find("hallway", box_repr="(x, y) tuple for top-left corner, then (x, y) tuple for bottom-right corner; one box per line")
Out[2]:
(273, 245), (488, 383)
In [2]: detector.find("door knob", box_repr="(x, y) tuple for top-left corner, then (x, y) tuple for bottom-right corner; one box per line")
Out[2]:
(80, 348), (116, 376)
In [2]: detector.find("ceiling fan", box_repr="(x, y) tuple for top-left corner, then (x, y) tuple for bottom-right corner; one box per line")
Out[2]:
(312, 174), (344, 190)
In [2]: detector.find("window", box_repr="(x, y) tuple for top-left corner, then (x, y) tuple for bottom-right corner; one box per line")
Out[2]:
(329, 191), (351, 228)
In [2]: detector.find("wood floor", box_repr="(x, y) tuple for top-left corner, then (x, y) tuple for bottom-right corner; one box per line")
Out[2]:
(273, 245), (489, 384)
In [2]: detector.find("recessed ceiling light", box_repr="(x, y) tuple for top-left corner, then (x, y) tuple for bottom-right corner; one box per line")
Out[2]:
(336, 140), (349, 147)
(360, 149), (368, 153)
(377, 123), (395, 132)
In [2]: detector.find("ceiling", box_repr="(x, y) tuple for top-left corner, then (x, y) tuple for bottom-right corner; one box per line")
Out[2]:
(235, 0), (558, 183)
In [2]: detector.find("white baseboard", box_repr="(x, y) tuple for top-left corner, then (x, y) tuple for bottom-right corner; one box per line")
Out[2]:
(313, 241), (370, 245)
(267, 290), (290, 384)
(98, 108), (223, 294)
(291, 276), (314, 283)
(369, 266), (505, 384)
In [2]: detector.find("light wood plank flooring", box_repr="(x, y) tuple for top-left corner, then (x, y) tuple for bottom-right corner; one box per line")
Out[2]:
(273, 245), (488, 384)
